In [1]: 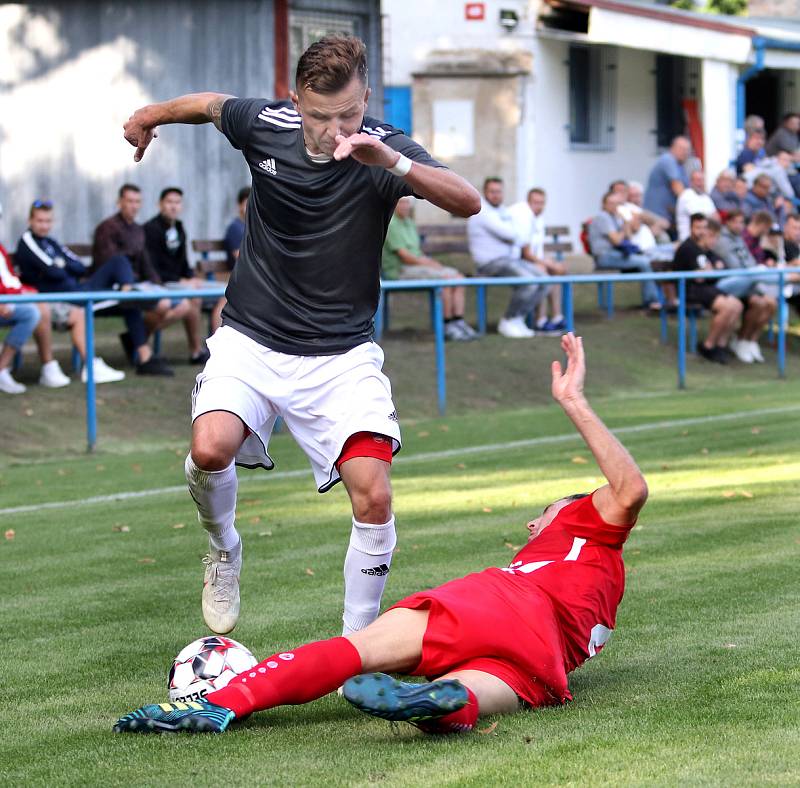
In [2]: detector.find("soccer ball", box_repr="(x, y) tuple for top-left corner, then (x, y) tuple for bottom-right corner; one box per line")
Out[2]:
(168, 636), (257, 702)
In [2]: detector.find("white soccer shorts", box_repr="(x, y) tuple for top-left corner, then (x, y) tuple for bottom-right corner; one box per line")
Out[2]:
(191, 326), (401, 492)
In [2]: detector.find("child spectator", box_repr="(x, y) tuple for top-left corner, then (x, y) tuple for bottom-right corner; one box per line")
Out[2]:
(15, 200), (126, 383)
(382, 197), (476, 341)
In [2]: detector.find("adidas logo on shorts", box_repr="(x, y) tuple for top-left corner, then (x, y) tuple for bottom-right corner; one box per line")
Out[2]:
(361, 563), (390, 576)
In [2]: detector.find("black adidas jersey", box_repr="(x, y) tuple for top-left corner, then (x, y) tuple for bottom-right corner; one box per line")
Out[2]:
(220, 98), (445, 355)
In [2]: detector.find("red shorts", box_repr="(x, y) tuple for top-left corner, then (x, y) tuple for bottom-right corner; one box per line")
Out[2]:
(391, 568), (571, 707)
(335, 431), (394, 468)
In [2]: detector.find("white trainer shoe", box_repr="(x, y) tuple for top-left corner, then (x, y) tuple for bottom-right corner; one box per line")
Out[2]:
(732, 339), (754, 364)
(497, 316), (535, 338)
(0, 368), (26, 394)
(82, 356), (126, 384)
(202, 539), (242, 634)
(39, 359), (71, 388)
(748, 341), (765, 363)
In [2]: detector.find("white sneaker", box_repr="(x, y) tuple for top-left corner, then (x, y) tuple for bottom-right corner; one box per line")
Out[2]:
(82, 356), (126, 384)
(498, 316), (535, 338)
(748, 340), (765, 363)
(39, 359), (71, 388)
(0, 368), (26, 394)
(202, 539), (242, 634)
(733, 339), (754, 364)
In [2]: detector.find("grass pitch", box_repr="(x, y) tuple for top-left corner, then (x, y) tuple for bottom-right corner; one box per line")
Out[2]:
(3, 376), (800, 786)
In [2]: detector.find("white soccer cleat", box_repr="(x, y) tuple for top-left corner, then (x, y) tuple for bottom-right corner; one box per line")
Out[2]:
(202, 539), (242, 634)
(39, 359), (71, 388)
(82, 356), (126, 384)
(0, 368), (26, 394)
(498, 316), (535, 338)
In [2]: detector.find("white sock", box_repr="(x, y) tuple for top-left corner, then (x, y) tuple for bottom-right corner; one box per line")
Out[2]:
(184, 454), (241, 552)
(342, 515), (397, 635)
(552, 313), (564, 322)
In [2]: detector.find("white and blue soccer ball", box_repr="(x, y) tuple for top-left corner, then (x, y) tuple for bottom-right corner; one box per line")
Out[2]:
(168, 636), (257, 703)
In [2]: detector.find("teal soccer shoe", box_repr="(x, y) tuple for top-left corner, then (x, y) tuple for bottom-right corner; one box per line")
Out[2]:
(342, 673), (468, 724)
(113, 699), (234, 734)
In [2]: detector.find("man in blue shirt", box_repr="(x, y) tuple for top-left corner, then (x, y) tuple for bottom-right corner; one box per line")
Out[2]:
(643, 136), (690, 235)
(223, 187), (250, 271)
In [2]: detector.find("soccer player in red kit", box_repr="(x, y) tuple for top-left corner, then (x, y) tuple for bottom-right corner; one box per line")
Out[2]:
(114, 333), (648, 735)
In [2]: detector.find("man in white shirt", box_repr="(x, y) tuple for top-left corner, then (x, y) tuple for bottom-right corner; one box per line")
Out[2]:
(509, 187), (566, 333)
(467, 178), (548, 338)
(675, 170), (718, 241)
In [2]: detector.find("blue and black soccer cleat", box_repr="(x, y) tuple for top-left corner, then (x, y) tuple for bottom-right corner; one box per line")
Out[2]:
(113, 699), (235, 734)
(342, 673), (468, 725)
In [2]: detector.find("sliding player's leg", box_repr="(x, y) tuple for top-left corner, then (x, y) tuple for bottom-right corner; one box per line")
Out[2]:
(113, 608), (429, 733)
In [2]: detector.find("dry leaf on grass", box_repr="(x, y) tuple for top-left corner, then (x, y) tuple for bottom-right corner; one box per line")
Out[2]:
(661, 464), (670, 470)
(739, 491), (753, 499)
(571, 456), (588, 464)
(722, 491), (736, 498)
(172, 523), (185, 529)
(455, 463), (466, 469)
(24, 408), (34, 417)
(5, 529), (15, 541)
(482, 507), (493, 513)
(723, 643), (737, 649)
(57, 468), (66, 476)
(95, 465), (105, 472)
(259, 530), (273, 537)
(305, 568), (315, 576)
(138, 557), (156, 564)
(417, 431), (430, 438)
(751, 427), (761, 435)
(131, 464), (142, 473)
(249, 516), (261, 524)
(439, 425), (450, 432)
(112, 525), (130, 533)
(476, 722), (498, 735)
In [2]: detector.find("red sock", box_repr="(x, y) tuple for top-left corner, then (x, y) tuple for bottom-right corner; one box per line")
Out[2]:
(417, 687), (479, 734)
(207, 637), (362, 719)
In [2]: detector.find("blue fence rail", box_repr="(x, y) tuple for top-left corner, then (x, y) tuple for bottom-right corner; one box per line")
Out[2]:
(1, 267), (792, 451)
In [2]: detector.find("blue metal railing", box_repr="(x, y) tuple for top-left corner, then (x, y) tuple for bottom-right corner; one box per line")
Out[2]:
(1, 267), (792, 450)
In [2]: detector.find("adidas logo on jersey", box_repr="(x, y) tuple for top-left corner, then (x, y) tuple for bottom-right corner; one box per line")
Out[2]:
(361, 563), (390, 576)
(258, 158), (277, 175)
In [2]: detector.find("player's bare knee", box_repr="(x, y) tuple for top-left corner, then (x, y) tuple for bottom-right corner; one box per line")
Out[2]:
(350, 485), (393, 523)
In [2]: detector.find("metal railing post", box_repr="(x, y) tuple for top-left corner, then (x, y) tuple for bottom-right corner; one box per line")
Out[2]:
(563, 282), (574, 333)
(85, 301), (97, 452)
(677, 279), (687, 389)
(433, 287), (446, 415)
(778, 271), (787, 379)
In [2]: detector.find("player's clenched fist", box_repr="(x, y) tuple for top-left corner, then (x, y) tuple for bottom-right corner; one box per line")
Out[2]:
(123, 108), (158, 162)
(333, 132), (398, 169)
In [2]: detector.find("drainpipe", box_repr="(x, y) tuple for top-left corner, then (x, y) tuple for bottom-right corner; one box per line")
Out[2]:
(736, 36), (765, 142)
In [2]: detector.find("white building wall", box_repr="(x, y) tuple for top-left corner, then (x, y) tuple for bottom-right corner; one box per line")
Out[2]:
(701, 59), (738, 187)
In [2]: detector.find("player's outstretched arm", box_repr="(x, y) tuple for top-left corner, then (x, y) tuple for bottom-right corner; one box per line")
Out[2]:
(333, 133), (481, 218)
(551, 333), (648, 524)
(123, 93), (234, 162)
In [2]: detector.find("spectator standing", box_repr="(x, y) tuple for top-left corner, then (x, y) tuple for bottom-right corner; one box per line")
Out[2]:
(675, 170), (718, 241)
(765, 113), (800, 157)
(467, 177), (548, 338)
(671, 214), (742, 363)
(509, 187), (567, 333)
(710, 169), (741, 216)
(381, 197), (476, 341)
(92, 184), (174, 375)
(143, 187), (211, 364)
(588, 192), (661, 310)
(643, 136), (690, 233)
(744, 114), (765, 137)
(15, 201), (126, 383)
(735, 131), (766, 175)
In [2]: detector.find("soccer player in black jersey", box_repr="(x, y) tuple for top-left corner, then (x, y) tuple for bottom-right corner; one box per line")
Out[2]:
(123, 36), (480, 637)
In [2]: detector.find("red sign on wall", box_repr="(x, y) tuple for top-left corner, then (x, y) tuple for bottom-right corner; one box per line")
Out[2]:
(465, 2), (485, 20)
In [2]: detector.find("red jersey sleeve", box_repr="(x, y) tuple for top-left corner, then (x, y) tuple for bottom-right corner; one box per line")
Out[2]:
(556, 492), (636, 548)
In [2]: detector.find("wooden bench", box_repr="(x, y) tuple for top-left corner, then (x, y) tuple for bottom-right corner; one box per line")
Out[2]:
(378, 223), (574, 337)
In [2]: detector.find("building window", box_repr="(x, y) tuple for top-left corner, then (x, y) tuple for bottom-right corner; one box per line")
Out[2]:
(654, 54), (699, 149)
(289, 10), (360, 79)
(567, 44), (616, 151)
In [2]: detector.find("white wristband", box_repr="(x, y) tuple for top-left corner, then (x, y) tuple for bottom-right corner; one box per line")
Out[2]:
(388, 153), (413, 177)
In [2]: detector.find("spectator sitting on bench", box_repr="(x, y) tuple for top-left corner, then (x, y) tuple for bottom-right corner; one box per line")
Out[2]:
(741, 210), (774, 265)
(643, 135), (690, 238)
(509, 187), (566, 333)
(92, 183), (175, 376)
(705, 218), (775, 364)
(676, 170), (718, 241)
(467, 177), (548, 339)
(748, 151), (797, 203)
(382, 197), (476, 341)
(736, 130), (766, 176)
(1, 230), (73, 393)
(710, 169), (741, 216)
(144, 187), (212, 364)
(588, 191), (661, 311)
(620, 181), (671, 244)
(15, 200), (126, 384)
(742, 174), (786, 227)
(671, 214), (743, 364)
(781, 214), (800, 315)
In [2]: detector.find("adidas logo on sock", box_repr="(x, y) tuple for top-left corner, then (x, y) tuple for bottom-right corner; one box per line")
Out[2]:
(361, 563), (390, 576)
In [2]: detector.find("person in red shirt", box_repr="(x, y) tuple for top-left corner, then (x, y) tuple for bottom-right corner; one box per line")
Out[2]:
(114, 333), (648, 735)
